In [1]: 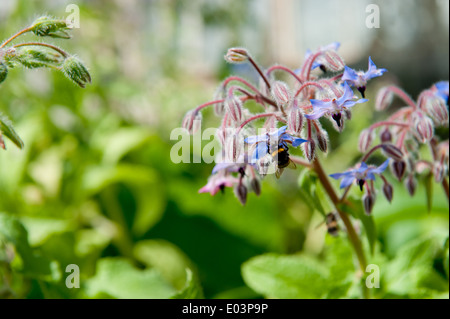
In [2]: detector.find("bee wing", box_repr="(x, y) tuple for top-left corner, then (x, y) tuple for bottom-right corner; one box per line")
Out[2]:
(275, 167), (284, 179)
(287, 159), (297, 170)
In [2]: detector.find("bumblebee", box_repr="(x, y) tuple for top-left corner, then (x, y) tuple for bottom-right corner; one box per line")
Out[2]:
(269, 141), (296, 179)
(325, 212), (339, 237)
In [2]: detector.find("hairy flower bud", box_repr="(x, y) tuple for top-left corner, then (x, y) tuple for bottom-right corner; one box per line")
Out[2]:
(412, 112), (434, 143)
(271, 81), (291, 107)
(287, 100), (304, 135)
(315, 127), (329, 153)
(363, 193), (376, 215)
(404, 174), (417, 196)
(358, 129), (374, 153)
(234, 182), (248, 205)
(225, 95), (243, 124)
(391, 160), (406, 181)
(31, 16), (71, 39)
(61, 56), (91, 88)
(224, 48), (249, 64)
(250, 177), (261, 196)
(213, 87), (226, 116)
(421, 94), (449, 126)
(375, 87), (394, 111)
(432, 162), (445, 183)
(381, 144), (404, 161)
(382, 182), (394, 202)
(182, 110), (202, 134)
(303, 140), (316, 162)
(380, 128), (392, 143)
(0, 62), (7, 84)
(322, 50), (345, 72)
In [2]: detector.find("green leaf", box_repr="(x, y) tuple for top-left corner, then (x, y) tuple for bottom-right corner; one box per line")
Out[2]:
(0, 113), (24, 149)
(133, 239), (203, 298)
(241, 253), (329, 299)
(19, 217), (73, 246)
(0, 213), (60, 281)
(84, 257), (176, 299)
(339, 196), (377, 255)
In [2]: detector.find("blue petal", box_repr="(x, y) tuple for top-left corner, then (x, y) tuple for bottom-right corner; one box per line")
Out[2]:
(282, 134), (308, 147)
(342, 66), (359, 82)
(337, 82), (355, 105)
(310, 99), (333, 109)
(245, 134), (268, 145)
(212, 162), (230, 174)
(330, 172), (348, 180)
(305, 108), (329, 120)
(366, 173), (376, 181)
(251, 141), (269, 161)
(340, 175), (355, 188)
(371, 159), (390, 174)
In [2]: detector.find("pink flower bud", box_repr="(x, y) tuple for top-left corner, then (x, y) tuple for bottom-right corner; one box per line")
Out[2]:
(225, 95), (243, 124)
(382, 182), (394, 202)
(358, 129), (374, 153)
(316, 128), (328, 153)
(412, 112), (434, 143)
(182, 110), (201, 134)
(250, 177), (261, 196)
(234, 182), (248, 205)
(381, 144), (404, 161)
(432, 162), (445, 183)
(303, 140), (316, 162)
(375, 87), (394, 111)
(224, 47), (249, 64)
(404, 174), (417, 196)
(322, 50), (345, 72)
(271, 81), (292, 106)
(421, 94), (449, 126)
(363, 193), (376, 215)
(391, 160), (406, 181)
(287, 100), (304, 135)
(380, 128), (392, 143)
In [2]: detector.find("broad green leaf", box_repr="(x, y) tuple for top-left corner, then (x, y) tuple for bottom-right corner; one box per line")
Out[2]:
(84, 257), (175, 299)
(0, 213), (60, 281)
(241, 253), (329, 299)
(19, 216), (73, 246)
(0, 113), (24, 149)
(133, 239), (202, 296)
(171, 269), (204, 299)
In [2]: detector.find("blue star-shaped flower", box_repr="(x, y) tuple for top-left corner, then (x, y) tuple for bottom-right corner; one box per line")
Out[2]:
(244, 126), (307, 162)
(305, 82), (368, 127)
(435, 81), (449, 103)
(342, 57), (387, 98)
(330, 159), (390, 190)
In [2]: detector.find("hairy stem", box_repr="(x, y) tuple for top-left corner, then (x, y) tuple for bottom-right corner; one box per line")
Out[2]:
(0, 27), (33, 48)
(248, 56), (271, 90)
(13, 42), (69, 58)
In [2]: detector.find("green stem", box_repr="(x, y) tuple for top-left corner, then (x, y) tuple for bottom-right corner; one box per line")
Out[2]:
(13, 42), (69, 58)
(312, 157), (369, 298)
(0, 27), (33, 48)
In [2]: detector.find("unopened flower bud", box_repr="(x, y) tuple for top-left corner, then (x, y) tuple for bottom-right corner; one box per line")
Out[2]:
(375, 87), (394, 111)
(225, 95), (243, 124)
(412, 112), (434, 143)
(31, 16), (70, 39)
(383, 182), (394, 202)
(404, 174), (417, 196)
(358, 129), (374, 153)
(0, 62), (7, 84)
(213, 87), (226, 116)
(287, 100), (304, 135)
(250, 177), (261, 196)
(391, 160), (406, 181)
(234, 182), (248, 205)
(303, 140), (316, 162)
(343, 109), (352, 120)
(380, 128), (392, 143)
(61, 56), (91, 88)
(381, 144), (404, 161)
(421, 94), (449, 126)
(432, 162), (445, 183)
(363, 193), (376, 215)
(322, 50), (345, 72)
(224, 48), (249, 64)
(316, 128), (328, 153)
(271, 81), (291, 106)
(182, 110), (202, 134)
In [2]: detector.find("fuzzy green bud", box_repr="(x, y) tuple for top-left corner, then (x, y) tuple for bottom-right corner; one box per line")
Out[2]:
(31, 16), (71, 39)
(61, 56), (91, 88)
(0, 62), (7, 84)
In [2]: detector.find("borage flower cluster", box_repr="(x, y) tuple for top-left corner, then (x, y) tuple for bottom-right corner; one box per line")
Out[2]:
(182, 44), (395, 210)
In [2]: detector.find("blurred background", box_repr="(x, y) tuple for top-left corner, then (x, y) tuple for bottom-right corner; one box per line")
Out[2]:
(0, 0), (448, 298)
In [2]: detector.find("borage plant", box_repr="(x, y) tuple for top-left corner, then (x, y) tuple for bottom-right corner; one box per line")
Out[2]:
(182, 44), (449, 298)
(0, 16), (91, 151)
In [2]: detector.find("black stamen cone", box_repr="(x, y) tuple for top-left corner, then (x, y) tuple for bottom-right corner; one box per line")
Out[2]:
(220, 184), (225, 194)
(357, 86), (366, 98)
(319, 65), (327, 73)
(358, 179), (365, 191)
(238, 167), (246, 177)
(332, 113), (342, 127)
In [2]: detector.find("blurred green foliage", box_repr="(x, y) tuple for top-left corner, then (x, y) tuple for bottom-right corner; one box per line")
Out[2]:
(0, 1), (448, 299)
